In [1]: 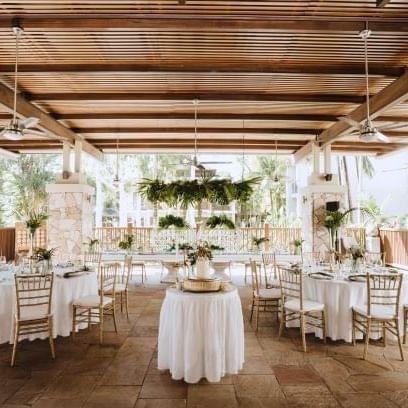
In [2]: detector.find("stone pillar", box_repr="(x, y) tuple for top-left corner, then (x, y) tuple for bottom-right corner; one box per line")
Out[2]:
(301, 184), (346, 253)
(46, 183), (95, 260)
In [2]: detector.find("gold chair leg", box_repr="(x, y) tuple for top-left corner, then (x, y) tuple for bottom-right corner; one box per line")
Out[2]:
(48, 318), (56, 359)
(72, 306), (76, 340)
(278, 306), (285, 339)
(11, 322), (19, 367)
(99, 307), (104, 345)
(395, 319), (404, 362)
(88, 309), (91, 331)
(125, 290), (129, 321)
(404, 310), (407, 345)
(255, 301), (260, 331)
(112, 306), (118, 333)
(120, 292), (123, 313)
(383, 322), (387, 347)
(363, 318), (371, 360)
(321, 310), (327, 344)
(351, 310), (356, 346)
(249, 298), (255, 322)
(300, 313), (307, 353)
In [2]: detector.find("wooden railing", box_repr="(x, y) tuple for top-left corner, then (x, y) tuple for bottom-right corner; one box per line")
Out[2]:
(0, 228), (16, 261)
(379, 228), (408, 268)
(93, 226), (364, 254)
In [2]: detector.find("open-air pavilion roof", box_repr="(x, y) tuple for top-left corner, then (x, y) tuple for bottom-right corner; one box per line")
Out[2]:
(0, 1), (408, 159)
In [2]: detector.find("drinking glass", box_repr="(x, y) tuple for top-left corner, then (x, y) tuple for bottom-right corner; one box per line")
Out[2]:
(0, 256), (6, 264)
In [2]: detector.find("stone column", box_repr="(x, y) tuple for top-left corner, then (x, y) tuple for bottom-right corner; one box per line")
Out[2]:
(46, 184), (95, 260)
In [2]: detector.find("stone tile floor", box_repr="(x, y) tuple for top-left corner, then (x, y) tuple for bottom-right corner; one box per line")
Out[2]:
(1, 267), (408, 408)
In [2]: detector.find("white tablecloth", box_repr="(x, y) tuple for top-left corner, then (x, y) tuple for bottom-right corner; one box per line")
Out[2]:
(0, 272), (98, 344)
(158, 287), (244, 383)
(298, 274), (408, 342)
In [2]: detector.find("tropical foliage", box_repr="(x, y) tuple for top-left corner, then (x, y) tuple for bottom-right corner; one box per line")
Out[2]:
(252, 236), (269, 249)
(118, 234), (135, 251)
(33, 247), (57, 261)
(205, 215), (235, 229)
(20, 210), (48, 235)
(187, 242), (214, 265)
(158, 214), (190, 229)
(84, 237), (100, 251)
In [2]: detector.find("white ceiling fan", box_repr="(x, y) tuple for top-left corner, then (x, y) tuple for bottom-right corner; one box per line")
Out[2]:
(178, 99), (232, 170)
(0, 22), (48, 141)
(338, 26), (407, 143)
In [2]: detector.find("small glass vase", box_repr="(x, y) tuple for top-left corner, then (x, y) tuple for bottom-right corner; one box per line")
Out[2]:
(351, 258), (362, 274)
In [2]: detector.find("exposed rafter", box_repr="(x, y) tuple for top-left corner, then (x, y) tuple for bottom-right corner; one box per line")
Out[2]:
(0, 82), (103, 160)
(376, 0), (392, 7)
(0, 17), (408, 32)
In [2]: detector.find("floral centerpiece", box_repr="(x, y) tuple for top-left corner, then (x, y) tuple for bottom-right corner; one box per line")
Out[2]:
(291, 238), (304, 256)
(21, 210), (48, 257)
(186, 242), (213, 279)
(84, 237), (99, 252)
(33, 247), (56, 273)
(252, 236), (269, 252)
(348, 245), (365, 273)
(118, 234), (135, 253)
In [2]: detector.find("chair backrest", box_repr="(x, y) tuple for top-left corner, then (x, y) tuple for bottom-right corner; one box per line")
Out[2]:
(122, 255), (133, 288)
(366, 273), (403, 318)
(262, 252), (276, 286)
(250, 260), (261, 296)
(278, 265), (303, 309)
(84, 251), (102, 265)
(365, 252), (386, 266)
(100, 263), (118, 304)
(14, 273), (54, 321)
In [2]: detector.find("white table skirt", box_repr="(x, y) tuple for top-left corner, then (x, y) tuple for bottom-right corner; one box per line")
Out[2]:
(294, 275), (408, 342)
(0, 272), (98, 344)
(158, 287), (244, 383)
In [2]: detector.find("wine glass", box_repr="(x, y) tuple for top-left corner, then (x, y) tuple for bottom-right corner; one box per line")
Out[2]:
(0, 256), (6, 265)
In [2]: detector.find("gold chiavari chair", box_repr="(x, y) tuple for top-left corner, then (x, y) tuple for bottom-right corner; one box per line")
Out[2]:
(84, 251), (102, 274)
(262, 252), (279, 288)
(249, 260), (281, 331)
(12, 274), (55, 366)
(72, 263), (118, 344)
(278, 265), (326, 352)
(352, 273), (404, 361)
(106, 255), (132, 320)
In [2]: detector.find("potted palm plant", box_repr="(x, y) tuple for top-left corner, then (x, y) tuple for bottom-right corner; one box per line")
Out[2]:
(118, 234), (135, 254)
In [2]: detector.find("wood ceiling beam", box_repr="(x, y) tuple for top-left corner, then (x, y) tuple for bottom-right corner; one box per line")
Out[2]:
(0, 63), (402, 78)
(0, 82), (103, 160)
(74, 127), (318, 135)
(319, 71), (408, 147)
(1, 17), (408, 33)
(50, 113), (408, 123)
(28, 92), (365, 104)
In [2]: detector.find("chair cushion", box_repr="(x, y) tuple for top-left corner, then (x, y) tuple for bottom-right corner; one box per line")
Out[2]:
(353, 304), (397, 320)
(73, 295), (112, 308)
(17, 306), (52, 321)
(266, 279), (280, 288)
(254, 288), (281, 299)
(105, 283), (126, 294)
(284, 298), (324, 312)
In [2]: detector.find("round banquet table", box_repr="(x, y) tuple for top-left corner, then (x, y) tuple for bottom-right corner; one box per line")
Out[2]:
(0, 272), (98, 344)
(294, 273), (408, 342)
(158, 287), (244, 383)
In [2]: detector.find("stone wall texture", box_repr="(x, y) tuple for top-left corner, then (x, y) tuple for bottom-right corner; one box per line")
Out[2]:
(47, 188), (94, 260)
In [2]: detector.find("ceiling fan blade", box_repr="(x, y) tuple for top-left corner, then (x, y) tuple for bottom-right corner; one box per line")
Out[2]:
(377, 122), (408, 131)
(338, 116), (361, 129)
(376, 132), (390, 143)
(24, 129), (48, 137)
(20, 117), (40, 129)
(343, 131), (360, 137)
(0, 128), (7, 137)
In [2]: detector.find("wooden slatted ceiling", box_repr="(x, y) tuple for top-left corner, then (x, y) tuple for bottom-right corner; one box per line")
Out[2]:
(0, 4), (407, 156)
(1, 1), (408, 17)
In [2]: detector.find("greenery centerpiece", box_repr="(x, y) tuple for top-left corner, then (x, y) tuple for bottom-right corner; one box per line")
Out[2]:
(348, 245), (365, 273)
(84, 237), (100, 252)
(205, 215), (235, 230)
(118, 234), (135, 253)
(252, 236), (269, 253)
(21, 210), (48, 258)
(33, 247), (56, 273)
(291, 238), (304, 256)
